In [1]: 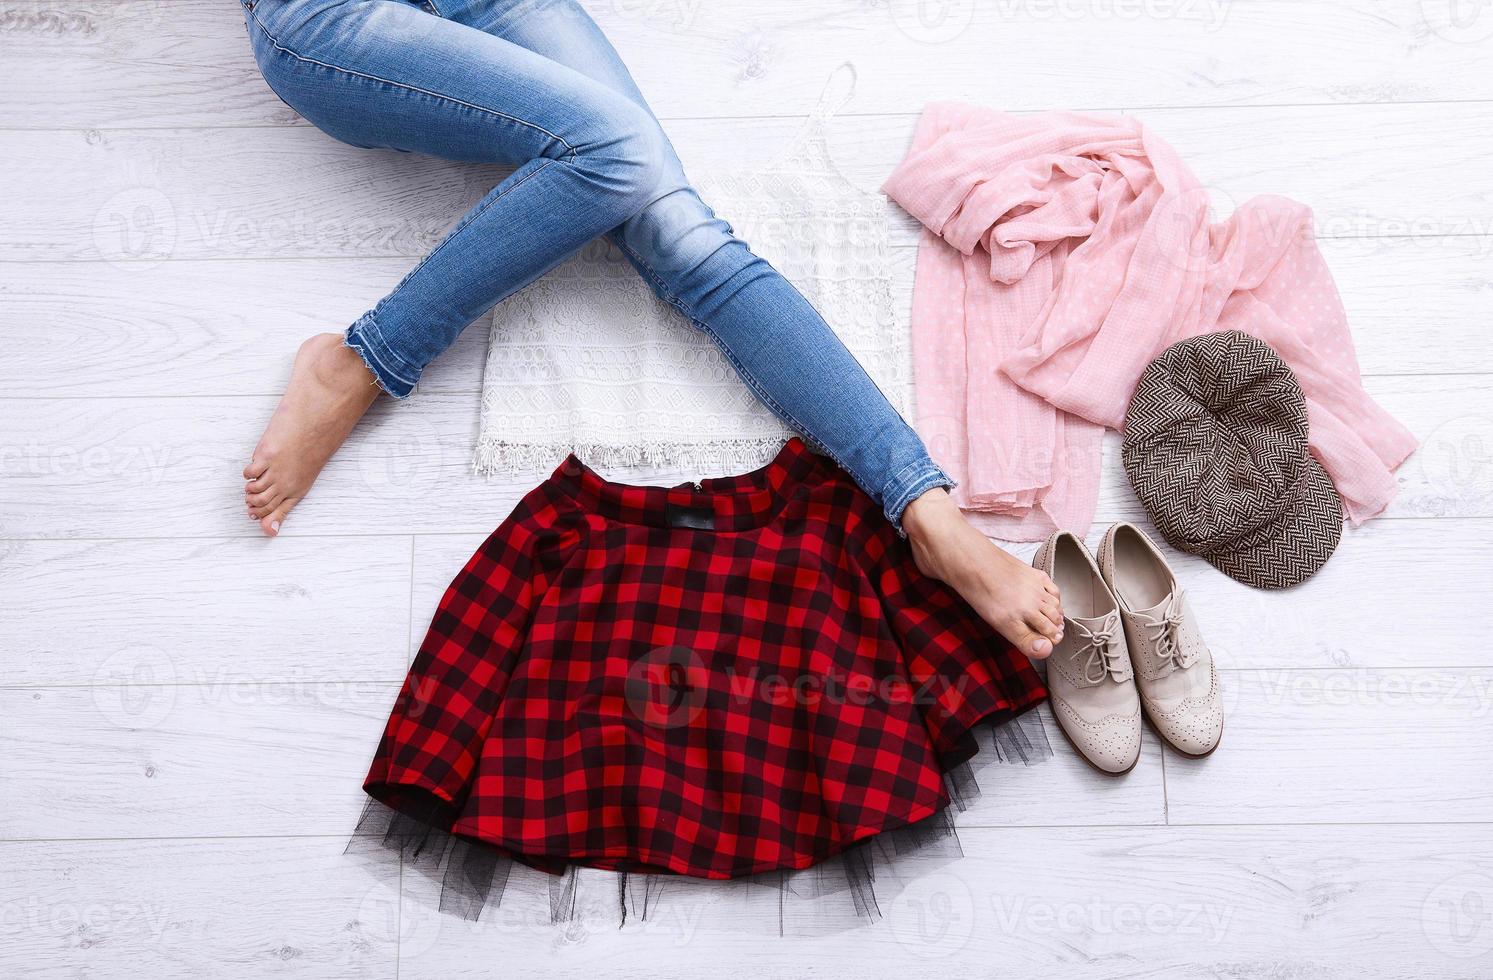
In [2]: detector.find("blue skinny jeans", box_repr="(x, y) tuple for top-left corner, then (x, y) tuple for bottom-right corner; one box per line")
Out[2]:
(242, 0), (953, 528)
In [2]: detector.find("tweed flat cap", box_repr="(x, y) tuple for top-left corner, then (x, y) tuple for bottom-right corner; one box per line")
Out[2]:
(1122, 330), (1342, 589)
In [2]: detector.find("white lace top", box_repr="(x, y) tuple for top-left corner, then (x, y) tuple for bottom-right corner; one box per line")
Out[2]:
(475, 64), (910, 477)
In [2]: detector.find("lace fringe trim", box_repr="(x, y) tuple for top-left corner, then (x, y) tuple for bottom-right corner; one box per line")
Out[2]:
(473, 435), (793, 477)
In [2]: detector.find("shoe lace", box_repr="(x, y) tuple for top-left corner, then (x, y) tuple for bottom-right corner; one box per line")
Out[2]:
(1136, 590), (1193, 673)
(1071, 611), (1126, 684)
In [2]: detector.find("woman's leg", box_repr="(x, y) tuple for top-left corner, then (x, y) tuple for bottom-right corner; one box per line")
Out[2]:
(440, 0), (1064, 656)
(447, 1), (939, 521)
(239, 0), (669, 533)
(240, 0), (1063, 655)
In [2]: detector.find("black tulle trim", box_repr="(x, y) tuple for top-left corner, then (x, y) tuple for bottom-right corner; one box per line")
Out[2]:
(345, 710), (1050, 933)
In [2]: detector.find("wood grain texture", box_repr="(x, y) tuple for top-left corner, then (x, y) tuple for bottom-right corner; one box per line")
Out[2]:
(409, 518), (1493, 678)
(0, 257), (487, 398)
(0, 677), (1167, 840)
(394, 825), (1493, 978)
(4, 826), (1486, 978)
(0, 837), (398, 979)
(1, 373), (1484, 539)
(16, 666), (1492, 851)
(4, 0), (1491, 129)
(1321, 234), (1493, 376)
(6, 100), (1492, 262)
(0, 684), (390, 838)
(1168, 668), (1493, 825)
(0, 536), (413, 686)
(4, 0), (1493, 973)
(5, 232), (1490, 400)
(1091, 519), (1493, 672)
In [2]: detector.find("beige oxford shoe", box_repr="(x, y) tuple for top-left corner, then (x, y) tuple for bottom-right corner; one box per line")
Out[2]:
(1097, 522), (1224, 758)
(1033, 530), (1143, 776)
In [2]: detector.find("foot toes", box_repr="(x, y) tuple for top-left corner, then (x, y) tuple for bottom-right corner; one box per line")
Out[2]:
(1028, 611), (1062, 644)
(259, 499), (298, 537)
(244, 457), (269, 481)
(246, 487), (282, 511)
(1005, 618), (1052, 659)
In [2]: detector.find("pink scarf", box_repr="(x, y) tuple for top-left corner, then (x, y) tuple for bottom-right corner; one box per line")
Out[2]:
(882, 104), (1418, 541)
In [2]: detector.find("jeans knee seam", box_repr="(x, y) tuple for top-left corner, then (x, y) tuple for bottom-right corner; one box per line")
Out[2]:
(698, 317), (841, 461)
(612, 233), (951, 531)
(373, 157), (558, 323)
(347, 159), (559, 393)
(611, 233), (877, 498)
(248, 8), (581, 157)
(612, 236), (684, 311)
(684, 321), (854, 482)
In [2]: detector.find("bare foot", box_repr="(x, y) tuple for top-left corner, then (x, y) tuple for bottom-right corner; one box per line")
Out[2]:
(244, 333), (382, 536)
(902, 488), (1064, 659)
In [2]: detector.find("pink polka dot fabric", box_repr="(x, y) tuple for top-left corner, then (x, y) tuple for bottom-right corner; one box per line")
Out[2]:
(882, 105), (1418, 540)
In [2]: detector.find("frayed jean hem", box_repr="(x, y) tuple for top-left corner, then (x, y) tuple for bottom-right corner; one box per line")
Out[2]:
(883, 459), (957, 537)
(345, 311), (420, 400)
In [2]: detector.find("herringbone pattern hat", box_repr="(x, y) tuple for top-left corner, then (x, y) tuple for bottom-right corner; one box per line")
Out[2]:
(1122, 331), (1342, 589)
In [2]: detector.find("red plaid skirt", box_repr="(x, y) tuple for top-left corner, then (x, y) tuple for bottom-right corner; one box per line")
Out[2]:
(364, 438), (1046, 880)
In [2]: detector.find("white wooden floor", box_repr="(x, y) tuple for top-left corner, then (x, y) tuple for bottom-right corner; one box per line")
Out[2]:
(4, 1), (1493, 976)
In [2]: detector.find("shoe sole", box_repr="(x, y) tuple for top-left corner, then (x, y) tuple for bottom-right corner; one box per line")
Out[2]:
(1049, 702), (1140, 777)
